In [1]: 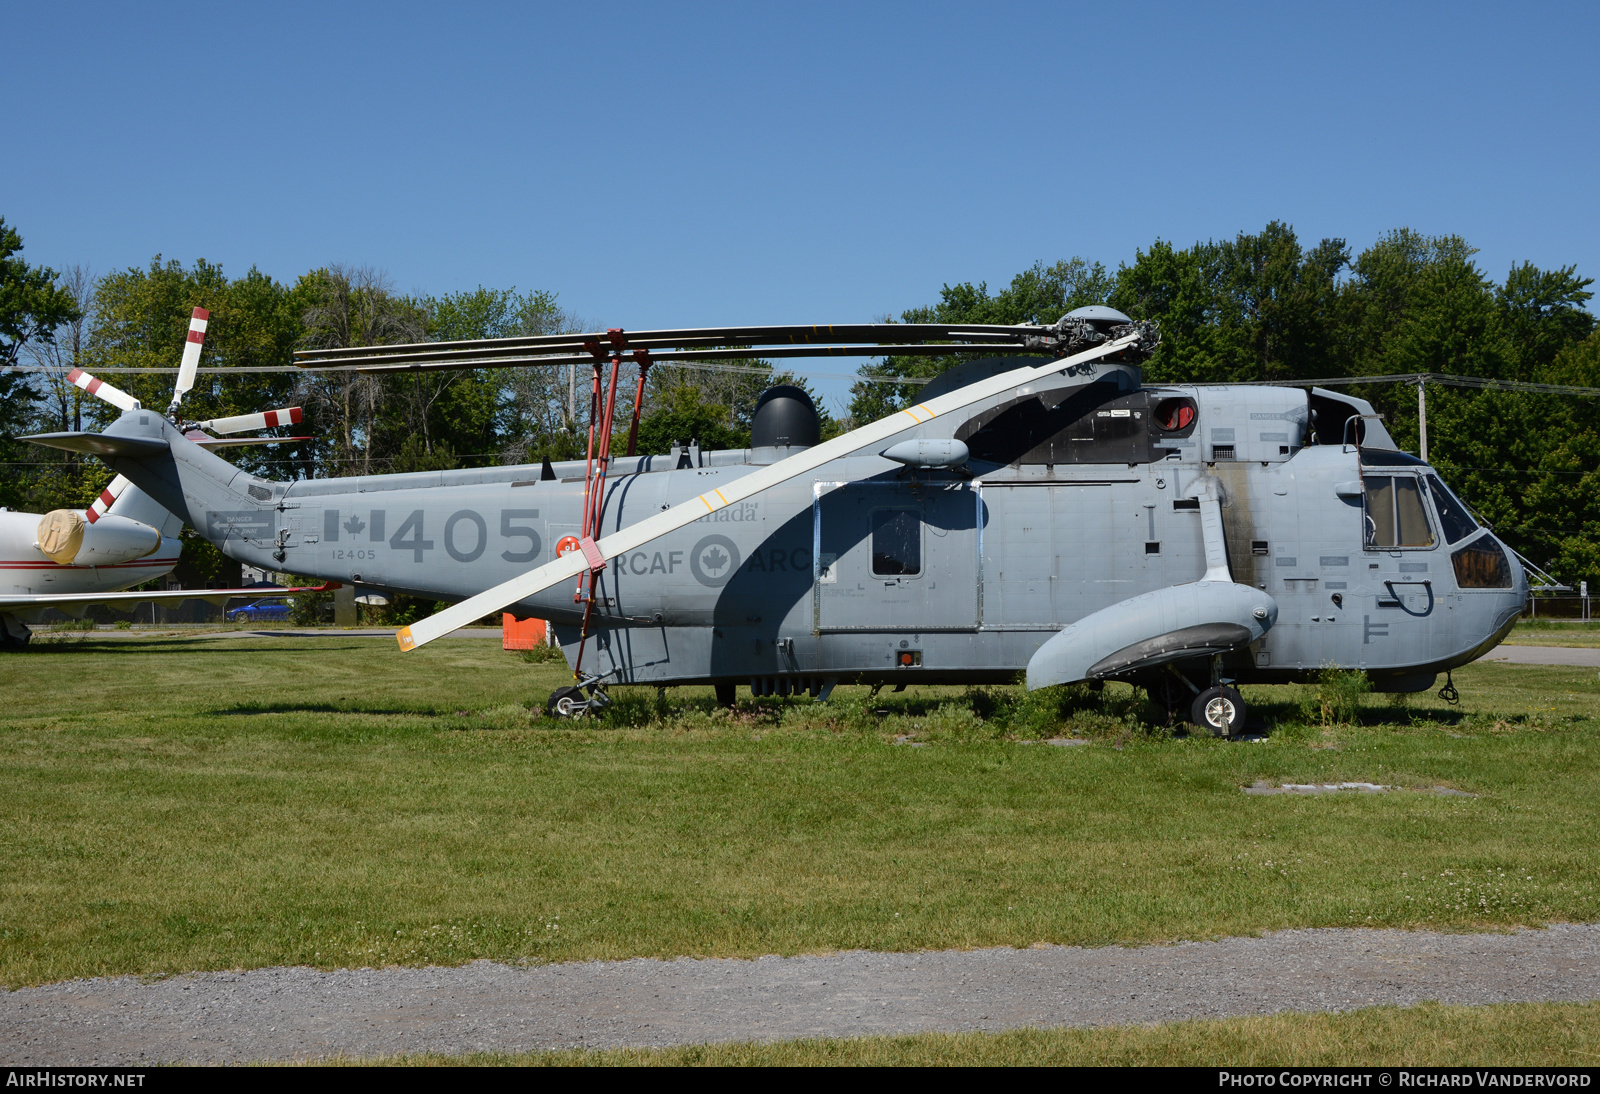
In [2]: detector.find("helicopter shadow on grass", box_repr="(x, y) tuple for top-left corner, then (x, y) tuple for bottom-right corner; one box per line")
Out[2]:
(19, 636), (384, 656)
(208, 701), (448, 717)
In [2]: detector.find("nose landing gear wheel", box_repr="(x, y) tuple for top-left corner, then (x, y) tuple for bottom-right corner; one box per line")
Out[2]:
(1191, 686), (1245, 737)
(546, 686), (585, 719)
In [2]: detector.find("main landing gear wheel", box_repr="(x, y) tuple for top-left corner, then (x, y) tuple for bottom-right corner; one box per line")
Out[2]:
(1191, 686), (1245, 737)
(714, 683), (736, 708)
(546, 686), (585, 719)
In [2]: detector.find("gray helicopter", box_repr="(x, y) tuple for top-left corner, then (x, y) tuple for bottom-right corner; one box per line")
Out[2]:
(28, 307), (1527, 733)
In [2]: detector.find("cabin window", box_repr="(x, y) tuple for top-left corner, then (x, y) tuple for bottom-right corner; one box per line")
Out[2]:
(1451, 534), (1512, 588)
(1363, 475), (1435, 548)
(871, 510), (921, 576)
(1423, 475), (1479, 544)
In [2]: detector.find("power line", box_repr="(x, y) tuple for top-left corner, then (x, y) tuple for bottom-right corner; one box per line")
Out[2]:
(1212, 372), (1600, 397)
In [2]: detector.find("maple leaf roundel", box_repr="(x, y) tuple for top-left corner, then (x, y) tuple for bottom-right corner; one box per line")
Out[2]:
(689, 534), (742, 587)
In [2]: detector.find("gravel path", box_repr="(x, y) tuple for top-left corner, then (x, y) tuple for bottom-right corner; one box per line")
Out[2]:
(4, 925), (1598, 1064)
(1485, 645), (1600, 667)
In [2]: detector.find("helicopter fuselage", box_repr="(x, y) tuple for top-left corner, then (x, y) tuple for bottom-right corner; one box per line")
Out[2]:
(89, 368), (1525, 695)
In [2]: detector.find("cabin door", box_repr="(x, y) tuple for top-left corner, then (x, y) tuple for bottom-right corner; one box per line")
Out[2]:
(813, 481), (979, 633)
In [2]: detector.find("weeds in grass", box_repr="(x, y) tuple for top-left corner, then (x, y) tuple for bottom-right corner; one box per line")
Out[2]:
(1305, 667), (1372, 727)
(573, 679), (1162, 745)
(518, 645), (567, 665)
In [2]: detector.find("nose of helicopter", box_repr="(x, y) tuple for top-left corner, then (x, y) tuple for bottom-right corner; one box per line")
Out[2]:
(1503, 532), (1531, 613)
(1484, 530), (1531, 644)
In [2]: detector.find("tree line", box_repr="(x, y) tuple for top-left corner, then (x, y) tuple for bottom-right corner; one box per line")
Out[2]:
(2, 216), (1597, 587)
(0, 227), (799, 516)
(851, 222), (1599, 585)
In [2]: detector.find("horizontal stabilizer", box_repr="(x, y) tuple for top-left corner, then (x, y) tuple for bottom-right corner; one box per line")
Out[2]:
(1026, 582), (1278, 690)
(22, 432), (170, 457)
(191, 435), (312, 448)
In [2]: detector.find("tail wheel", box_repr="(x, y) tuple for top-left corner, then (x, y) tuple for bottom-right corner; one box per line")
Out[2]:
(546, 685), (585, 719)
(1191, 686), (1245, 737)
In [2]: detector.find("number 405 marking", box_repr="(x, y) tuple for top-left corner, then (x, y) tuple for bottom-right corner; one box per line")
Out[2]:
(384, 509), (542, 564)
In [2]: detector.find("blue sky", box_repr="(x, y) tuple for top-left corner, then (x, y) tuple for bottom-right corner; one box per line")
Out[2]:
(5, 1), (1597, 410)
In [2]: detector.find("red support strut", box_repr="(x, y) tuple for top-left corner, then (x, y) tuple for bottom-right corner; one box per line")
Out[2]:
(570, 330), (631, 681)
(626, 349), (651, 458)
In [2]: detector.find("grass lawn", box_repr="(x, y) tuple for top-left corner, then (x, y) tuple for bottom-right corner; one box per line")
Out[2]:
(1503, 620), (1600, 648)
(1, 634), (1597, 988)
(356, 1001), (1600, 1066)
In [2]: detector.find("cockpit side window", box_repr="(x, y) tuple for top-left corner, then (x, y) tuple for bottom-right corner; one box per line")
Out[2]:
(1394, 478), (1434, 546)
(1364, 476), (1396, 547)
(1363, 474), (1435, 548)
(1423, 475), (1480, 544)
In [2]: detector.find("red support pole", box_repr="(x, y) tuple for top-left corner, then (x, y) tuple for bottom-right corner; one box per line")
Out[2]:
(590, 351), (623, 539)
(580, 357), (602, 540)
(571, 329), (628, 683)
(626, 350), (651, 458)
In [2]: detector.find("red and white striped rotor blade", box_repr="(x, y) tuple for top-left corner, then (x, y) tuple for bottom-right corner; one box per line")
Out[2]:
(196, 406), (303, 435)
(85, 475), (131, 524)
(167, 307), (210, 417)
(66, 368), (141, 412)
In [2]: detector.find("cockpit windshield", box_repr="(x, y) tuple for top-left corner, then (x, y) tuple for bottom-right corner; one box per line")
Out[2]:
(1422, 474), (1480, 545)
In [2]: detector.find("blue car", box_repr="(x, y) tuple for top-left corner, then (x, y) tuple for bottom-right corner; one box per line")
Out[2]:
(226, 597), (292, 623)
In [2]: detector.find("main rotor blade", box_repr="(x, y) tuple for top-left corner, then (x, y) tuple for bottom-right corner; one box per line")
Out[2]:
(338, 343), (1051, 376)
(294, 322), (1055, 364)
(395, 328), (1148, 653)
(292, 322), (1095, 372)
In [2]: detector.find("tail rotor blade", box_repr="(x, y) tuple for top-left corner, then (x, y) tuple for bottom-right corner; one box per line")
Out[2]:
(67, 368), (141, 412)
(166, 307), (210, 419)
(196, 406), (303, 435)
(85, 475), (131, 524)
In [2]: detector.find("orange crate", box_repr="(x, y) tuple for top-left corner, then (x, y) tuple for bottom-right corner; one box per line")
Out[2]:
(502, 614), (548, 650)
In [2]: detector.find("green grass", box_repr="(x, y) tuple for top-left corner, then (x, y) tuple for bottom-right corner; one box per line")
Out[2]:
(1, 635), (1598, 988)
(347, 1001), (1600, 1066)
(1504, 620), (1600, 647)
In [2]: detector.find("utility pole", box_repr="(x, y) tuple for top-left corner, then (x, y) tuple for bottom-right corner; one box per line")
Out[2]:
(1417, 376), (1428, 463)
